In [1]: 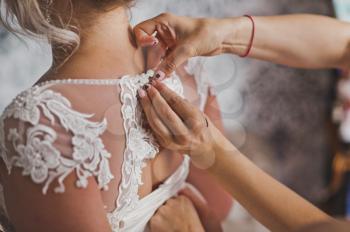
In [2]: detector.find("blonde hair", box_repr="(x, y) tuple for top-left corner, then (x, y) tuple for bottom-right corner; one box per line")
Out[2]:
(0, 0), (133, 65)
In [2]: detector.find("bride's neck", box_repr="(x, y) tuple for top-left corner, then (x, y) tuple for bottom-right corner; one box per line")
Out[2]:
(49, 7), (144, 79)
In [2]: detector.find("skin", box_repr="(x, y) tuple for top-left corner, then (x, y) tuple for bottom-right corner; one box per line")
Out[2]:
(138, 81), (350, 232)
(136, 11), (234, 220)
(149, 188), (205, 232)
(134, 13), (350, 78)
(1, 2), (232, 232)
(1, 3), (136, 232)
(132, 12), (350, 230)
(150, 186), (223, 232)
(2, 3), (136, 232)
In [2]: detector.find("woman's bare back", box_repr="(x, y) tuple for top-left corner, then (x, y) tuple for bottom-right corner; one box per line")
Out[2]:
(0, 54), (233, 231)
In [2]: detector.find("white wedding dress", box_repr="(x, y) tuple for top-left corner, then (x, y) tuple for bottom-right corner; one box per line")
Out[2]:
(0, 58), (212, 231)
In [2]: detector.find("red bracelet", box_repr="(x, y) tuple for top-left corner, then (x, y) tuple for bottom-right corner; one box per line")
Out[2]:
(240, 15), (255, 58)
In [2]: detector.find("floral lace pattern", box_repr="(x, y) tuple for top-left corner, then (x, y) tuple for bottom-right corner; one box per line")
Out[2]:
(107, 71), (184, 231)
(0, 68), (199, 231)
(0, 84), (114, 194)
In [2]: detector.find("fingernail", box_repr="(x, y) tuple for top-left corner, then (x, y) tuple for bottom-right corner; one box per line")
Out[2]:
(152, 39), (159, 46)
(154, 70), (165, 80)
(142, 84), (150, 90)
(138, 88), (146, 98)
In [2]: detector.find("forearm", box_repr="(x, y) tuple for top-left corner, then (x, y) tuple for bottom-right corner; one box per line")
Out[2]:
(208, 130), (331, 231)
(222, 14), (350, 69)
(187, 95), (233, 221)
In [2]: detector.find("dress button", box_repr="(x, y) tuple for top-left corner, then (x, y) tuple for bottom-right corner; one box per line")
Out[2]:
(119, 220), (125, 229)
(147, 70), (155, 77)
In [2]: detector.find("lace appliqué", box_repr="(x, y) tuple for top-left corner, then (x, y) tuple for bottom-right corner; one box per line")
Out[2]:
(0, 85), (114, 194)
(107, 71), (184, 231)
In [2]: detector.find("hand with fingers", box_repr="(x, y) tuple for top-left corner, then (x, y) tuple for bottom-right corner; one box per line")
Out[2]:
(149, 194), (204, 232)
(149, 186), (222, 232)
(137, 80), (226, 170)
(134, 13), (237, 79)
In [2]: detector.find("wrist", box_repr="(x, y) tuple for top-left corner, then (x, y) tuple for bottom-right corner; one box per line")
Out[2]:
(206, 118), (233, 151)
(220, 17), (252, 56)
(189, 117), (238, 170)
(209, 121), (237, 163)
(208, 123), (240, 173)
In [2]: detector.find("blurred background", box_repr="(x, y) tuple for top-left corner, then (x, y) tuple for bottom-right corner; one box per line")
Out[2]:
(1, 0), (350, 231)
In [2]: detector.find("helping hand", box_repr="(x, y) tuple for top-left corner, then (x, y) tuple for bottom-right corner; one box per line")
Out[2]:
(138, 80), (228, 170)
(134, 13), (234, 79)
(149, 186), (222, 232)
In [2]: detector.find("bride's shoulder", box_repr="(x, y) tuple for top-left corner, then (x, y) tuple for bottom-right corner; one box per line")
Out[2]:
(0, 82), (114, 195)
(0, 78), (118, 123)
(0, 81), (97, 131)
(1, 83), (72, 124)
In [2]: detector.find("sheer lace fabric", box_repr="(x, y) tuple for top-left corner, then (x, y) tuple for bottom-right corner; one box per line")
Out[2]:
(0, 58), (211, 231)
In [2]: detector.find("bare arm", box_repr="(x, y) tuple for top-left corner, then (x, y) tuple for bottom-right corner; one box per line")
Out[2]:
(1, 166), (112, 232)
(135, 13), (350, 77)
(187, 94), (233, 221)
(138, 81), (333, 231)
(0, 107), (113, 231)
(228, 14), (350, 69)
(208, 132), (331, 231)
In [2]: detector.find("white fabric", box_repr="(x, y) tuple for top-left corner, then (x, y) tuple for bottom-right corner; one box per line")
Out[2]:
(0, 82), (115, 194)
(185, 57), (213, 111)
(0, 59), (210, 232)
(107, 71), (186, 231)
(117, 156), (190, 232)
